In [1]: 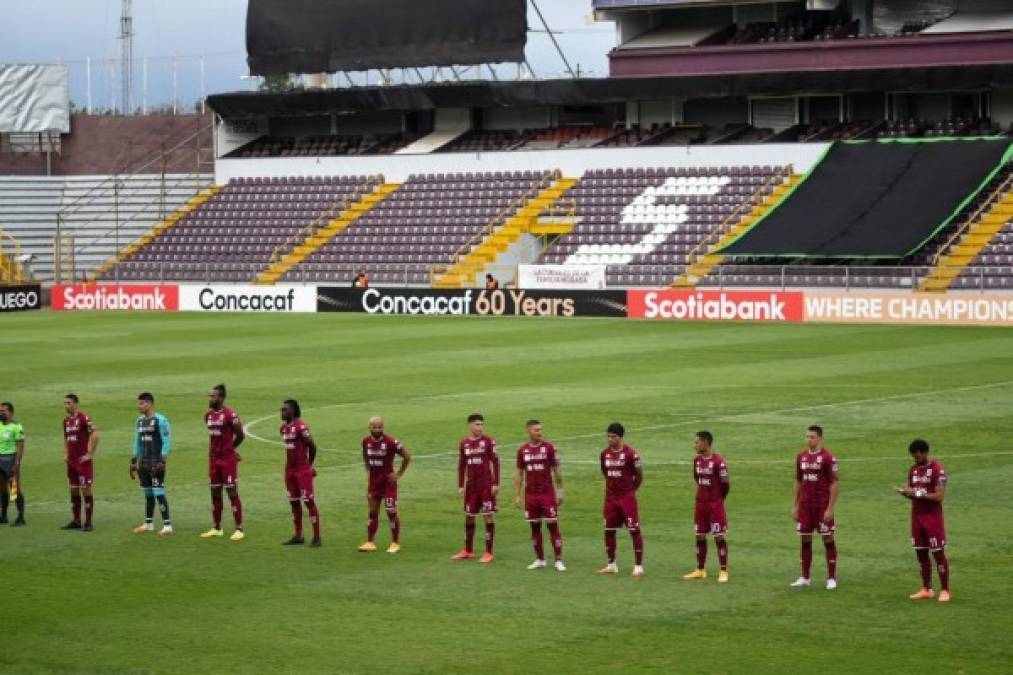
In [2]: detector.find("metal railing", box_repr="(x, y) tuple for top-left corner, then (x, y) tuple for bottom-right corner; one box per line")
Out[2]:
(931, 173), (1013, 265)
(0, 229), (28, 284)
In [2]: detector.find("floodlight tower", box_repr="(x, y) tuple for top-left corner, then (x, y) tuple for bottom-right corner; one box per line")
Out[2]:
(120, 0), (133, 114)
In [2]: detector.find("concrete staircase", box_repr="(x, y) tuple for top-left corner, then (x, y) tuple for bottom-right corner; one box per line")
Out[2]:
(672, 174), (801, 288)
(433, 177), (577, 288)
(255, 183), (400, 285)
(919, 188), (1013, 292)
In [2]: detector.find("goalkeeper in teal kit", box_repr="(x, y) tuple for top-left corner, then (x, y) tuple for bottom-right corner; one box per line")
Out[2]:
(130, 392), (173, 536)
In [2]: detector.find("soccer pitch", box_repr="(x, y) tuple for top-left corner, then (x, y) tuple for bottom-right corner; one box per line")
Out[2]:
(3, 311), (1012, 674)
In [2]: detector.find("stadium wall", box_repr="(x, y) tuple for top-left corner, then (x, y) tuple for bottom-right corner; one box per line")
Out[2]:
(213, 143), (828, 183)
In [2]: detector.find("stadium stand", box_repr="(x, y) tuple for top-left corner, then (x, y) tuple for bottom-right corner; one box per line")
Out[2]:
(226, 133), (422, 158)
(97, 175), (380, 282)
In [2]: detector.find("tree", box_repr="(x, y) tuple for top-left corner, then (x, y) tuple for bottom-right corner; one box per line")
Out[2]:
(258, 73), (301, 93)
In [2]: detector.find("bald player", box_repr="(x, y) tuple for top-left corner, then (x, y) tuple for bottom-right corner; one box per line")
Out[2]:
(358, 416), (411, 554)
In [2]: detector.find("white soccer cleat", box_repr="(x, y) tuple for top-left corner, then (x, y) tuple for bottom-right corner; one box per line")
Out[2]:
(596, 563), (619, 575)
(554, 560), (567, 572)
(632, 565), (645, 578)
(158, 525), (174, 536)
(790, 577), (812, 588)
(826, 578), (837, 591)
(527, 559), (546, 570)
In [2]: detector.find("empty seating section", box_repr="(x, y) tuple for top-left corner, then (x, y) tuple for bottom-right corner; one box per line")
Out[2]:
(955, 220), (1013, 290)
(437, 130), (529, 153)
(519, 126), (613, 151)
(539, 166), (787, 287)
(102, 175), (379, 282)
(229, 133), (419, 158)
(281, 171), (549, 284)
(697, 264), (924, 289)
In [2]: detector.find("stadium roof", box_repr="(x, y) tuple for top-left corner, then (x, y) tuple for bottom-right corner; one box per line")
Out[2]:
(208, 64), (1013, 118)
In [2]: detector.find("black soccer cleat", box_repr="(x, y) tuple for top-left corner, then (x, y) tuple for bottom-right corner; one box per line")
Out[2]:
(12, 517), (25, 527)
(81, 523), (94, 532)
(282, 536), (305, 546)
(311, 538), (322, 548)
(61, 521), (82, 530)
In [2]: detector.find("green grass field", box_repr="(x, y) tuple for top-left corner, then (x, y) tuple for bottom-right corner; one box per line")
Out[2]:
(3, 311), (1013, 674)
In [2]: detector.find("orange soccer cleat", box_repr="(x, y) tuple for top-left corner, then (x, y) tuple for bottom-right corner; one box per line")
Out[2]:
(479, 552), (495, 564)
(450, 550), (475, 560)
(909, 588), (935, 600)
(938, 590), (951, 603)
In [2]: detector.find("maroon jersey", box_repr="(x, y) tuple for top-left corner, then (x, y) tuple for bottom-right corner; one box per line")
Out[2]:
(601, 445), (641, 497)
(458, 435), (499, 489)
(281, 419), (313, 470)
(362, 434), (403, 486)
(516, 442), (558, 496)
(694, 452), (728, 503)
(63, 412), (94, 459)
(206, 406), (241, 458)
(796, 448), (838, 504)
(909, 460), (946, 515)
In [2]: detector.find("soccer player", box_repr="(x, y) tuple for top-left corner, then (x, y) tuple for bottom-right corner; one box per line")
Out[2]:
(62, 394), (99, 531)
(513, 419), (565, 571)
(201, 384), (246, 541)
(451, 413), (499, 563)
(896, 439), (950, 602)
(0, 402), (25, 526)
(129, 393), (173, 536)
(683, 431), (729, 583)
(281, 399), (321, 547)
(791, 424), (839, 590)
(598, 422), (644, 577)
(358, 416), (411, 554)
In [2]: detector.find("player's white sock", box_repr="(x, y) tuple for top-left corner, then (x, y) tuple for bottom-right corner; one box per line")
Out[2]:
(790, 576), (811, 587)
(826, 578), (837, 590)
(527, 559), (546, 570)
(554, 560), (566, 572)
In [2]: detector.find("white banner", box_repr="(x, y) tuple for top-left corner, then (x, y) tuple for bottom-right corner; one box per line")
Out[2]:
(0, 64), (70, 133)
(518, 264), (606, 290)
(179, 285), (317, 313)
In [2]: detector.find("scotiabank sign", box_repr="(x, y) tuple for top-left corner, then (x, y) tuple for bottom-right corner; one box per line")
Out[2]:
(179, 285), (316, 313)
(52, 284), (179, 311)
(628, 289), (804, 322)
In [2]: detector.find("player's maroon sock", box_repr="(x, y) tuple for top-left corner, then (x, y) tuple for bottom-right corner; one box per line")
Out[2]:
(932, 550), (949, 591)
(229, 493), (243, 530)
(306, 499), (321, 540)
(604, 530), (617, 563)
(289, 501), (303, 538)
(530, 522), (544, 559)
(211, 493), (224, 529)
(84, 495), (94, 525)
(825, 540), (838, 580)
(485, 522), (495, 554)
(630, 529), (644, 566)
(547, 522), (563, 559)
(465, 520), (476, 553)
(71, 494), (82, 524)
(388, 512), (400, 543)
(695, 538), (707, 569)
(801, 539), (813, 578)
(916, 549), (932, 588)
(367, 512), (379, 542)
(716, 538), (728, 571)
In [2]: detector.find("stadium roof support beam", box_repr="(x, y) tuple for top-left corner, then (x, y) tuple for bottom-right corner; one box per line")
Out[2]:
(530, 0), (577, 79)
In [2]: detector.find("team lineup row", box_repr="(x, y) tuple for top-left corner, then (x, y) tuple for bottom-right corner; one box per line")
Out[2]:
(0, 388), (951, 601)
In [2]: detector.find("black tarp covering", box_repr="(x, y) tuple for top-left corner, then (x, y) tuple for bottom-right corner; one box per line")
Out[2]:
(719, 139), (1013, 259)
(246, 0), (527, 75)
(209, 64), (1013, 117)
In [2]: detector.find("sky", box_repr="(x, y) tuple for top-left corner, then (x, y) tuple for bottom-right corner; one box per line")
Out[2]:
(0, 0), (616, 112)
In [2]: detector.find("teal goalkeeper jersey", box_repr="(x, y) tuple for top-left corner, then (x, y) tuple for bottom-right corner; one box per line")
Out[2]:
(0, 421), (24, 455)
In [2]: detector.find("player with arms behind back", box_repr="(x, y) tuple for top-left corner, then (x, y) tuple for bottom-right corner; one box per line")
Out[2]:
(598, 422), (645, 577)
(451, 413), (500, 563)
(62, 394), (99, 531)
(896, 439), (950, 602)
(0, 402), (26, 526)
(130, 393), (173, 536)
(200, 384), (246, 541)
(280, 399), (321, 547)
(791, 424), (839, 590)
(514, 420), (565, 572)
(683, 431), (730, 583)
(358, 416), (411, 554)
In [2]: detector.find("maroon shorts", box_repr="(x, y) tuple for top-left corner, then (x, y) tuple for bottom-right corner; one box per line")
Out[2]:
(603, 493), (640, 530)
(694, 500), (728, 535)
(463, 484), (497, 516)
(285, 467), (315, 502)
(911, 511), (946, 551)
(796, 502), (835, 535)
(67, 460), (94, 488)
(524, 493), (558, 522)
(369, 481), (399, 511)
(209, 454), (239, 488)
